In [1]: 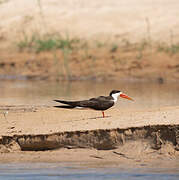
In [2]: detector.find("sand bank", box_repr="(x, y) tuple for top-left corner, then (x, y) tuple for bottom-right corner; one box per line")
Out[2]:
(0, 106), (178, 168)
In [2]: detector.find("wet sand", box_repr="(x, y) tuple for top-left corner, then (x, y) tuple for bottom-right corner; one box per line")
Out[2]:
(0, 105), (178, 169)
(0, 147), (179, 171)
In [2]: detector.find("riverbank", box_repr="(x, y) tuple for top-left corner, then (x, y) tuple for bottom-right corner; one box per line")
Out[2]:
(0, 105), (178, 168)
(0, 0), (179, 81)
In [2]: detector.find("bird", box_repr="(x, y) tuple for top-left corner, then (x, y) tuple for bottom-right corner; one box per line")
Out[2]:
(54, 90), (133, 118)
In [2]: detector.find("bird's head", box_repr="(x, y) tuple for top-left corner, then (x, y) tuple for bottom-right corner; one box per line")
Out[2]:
(109, 90), (134, 102)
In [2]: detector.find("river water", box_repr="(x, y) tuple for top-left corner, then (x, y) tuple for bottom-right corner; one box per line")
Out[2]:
(0, 163), (178, 180)
(0, 80), (179, 110)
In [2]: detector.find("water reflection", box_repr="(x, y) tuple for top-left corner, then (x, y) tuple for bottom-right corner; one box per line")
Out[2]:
(0, 80), (179, 110)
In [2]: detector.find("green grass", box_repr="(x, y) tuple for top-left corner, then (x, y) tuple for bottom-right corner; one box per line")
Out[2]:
(17, 33), (79, 53)
(35, 36), (74, 52)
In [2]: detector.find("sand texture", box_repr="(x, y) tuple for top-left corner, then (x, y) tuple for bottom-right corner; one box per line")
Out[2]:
(0, 105), (178, 168)
(0, 0), (179, 43)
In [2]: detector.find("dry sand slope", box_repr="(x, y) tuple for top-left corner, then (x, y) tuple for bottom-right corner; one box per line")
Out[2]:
(0, 0), (179, 81)
(0, 0), (179, 45)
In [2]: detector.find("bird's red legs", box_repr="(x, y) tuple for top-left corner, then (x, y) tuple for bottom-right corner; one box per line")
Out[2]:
(102, 111), (105, 118)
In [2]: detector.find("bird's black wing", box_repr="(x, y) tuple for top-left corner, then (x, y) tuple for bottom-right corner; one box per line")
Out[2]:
(78, 96), (114, 111)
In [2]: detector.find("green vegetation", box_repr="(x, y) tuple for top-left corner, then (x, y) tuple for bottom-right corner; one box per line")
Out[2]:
(15, 31), (179, 80)
(17, 32), (80, 80)
(17, 31), (179, 57)
(110, 44), (118, 53)
(35, 35), (76, 52)
(17, 33), (79, 53)
(157, 43), (179, 55)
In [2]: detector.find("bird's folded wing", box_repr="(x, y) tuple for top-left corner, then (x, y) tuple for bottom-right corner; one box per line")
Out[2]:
(79, 99), (114, 110)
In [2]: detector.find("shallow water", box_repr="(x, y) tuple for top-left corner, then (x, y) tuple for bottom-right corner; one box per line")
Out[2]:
(0, 163), (178, 180)
(0, 80), (179, 110)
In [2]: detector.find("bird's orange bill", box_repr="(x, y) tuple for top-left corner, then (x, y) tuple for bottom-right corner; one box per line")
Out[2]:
(120, 93), (134, 101)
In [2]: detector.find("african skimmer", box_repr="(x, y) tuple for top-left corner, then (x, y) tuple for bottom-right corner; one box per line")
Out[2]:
(54, 90), (133, 118)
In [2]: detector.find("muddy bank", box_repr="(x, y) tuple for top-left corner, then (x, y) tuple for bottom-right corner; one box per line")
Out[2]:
(0, 124), (179, 152)
(0, 44), (179, 82)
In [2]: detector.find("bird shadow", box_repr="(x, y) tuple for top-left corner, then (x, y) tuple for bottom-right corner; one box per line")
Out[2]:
(88, 115), (111, 120)
(63, 115), (111, 122)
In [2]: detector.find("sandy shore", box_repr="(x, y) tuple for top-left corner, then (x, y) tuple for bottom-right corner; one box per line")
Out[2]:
(0, 147), (179, 171)
(0, 105), (179, 135)
(0, 105), (178, 168)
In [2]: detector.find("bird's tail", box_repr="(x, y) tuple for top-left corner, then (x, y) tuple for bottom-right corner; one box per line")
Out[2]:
(53, 99), (77, 107)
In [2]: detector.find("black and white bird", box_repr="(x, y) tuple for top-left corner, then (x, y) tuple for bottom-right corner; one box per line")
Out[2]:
(54, 90), (133, 118)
